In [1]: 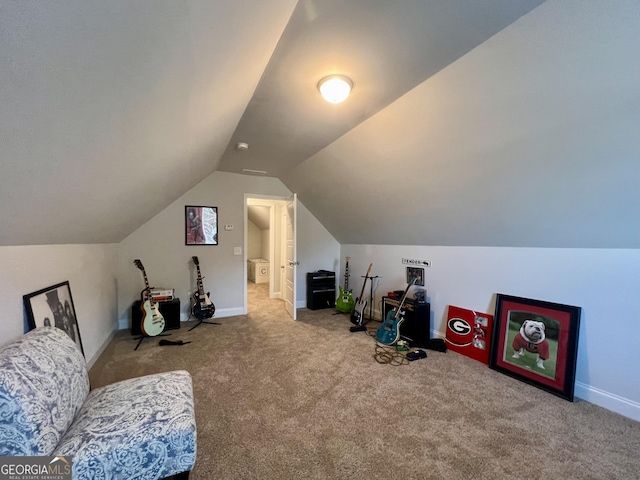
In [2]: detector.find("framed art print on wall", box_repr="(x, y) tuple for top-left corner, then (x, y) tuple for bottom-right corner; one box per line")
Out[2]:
(406, 267), (424, 286)
(185, 205), (218, 245)
(489, 294), (581, 401)
(23, 281), (85, 357)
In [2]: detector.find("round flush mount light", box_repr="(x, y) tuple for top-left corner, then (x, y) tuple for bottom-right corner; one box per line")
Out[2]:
(236, 142), (249, 151)
(317, 75), (353, 104)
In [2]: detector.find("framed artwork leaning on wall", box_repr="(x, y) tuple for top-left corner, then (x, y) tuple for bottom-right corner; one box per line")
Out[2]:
(489, 294), (581, 401)
(23, 281), (85, 357)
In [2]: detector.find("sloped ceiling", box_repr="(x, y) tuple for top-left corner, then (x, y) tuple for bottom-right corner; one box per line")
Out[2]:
(0, 0), (298, 245)
(2, 0), (638, 248)
(247, 205), (271, 231)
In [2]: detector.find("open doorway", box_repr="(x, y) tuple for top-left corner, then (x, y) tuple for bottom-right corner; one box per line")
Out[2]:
(245, 196), (295, 314)
(247, 202), (272, 308)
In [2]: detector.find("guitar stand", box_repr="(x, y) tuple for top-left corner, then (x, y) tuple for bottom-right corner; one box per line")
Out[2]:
(366, 276), (379, 323)
(349, 275), (380, 332)
(133, 333), (171, 351)
(188, 318), (220, 331)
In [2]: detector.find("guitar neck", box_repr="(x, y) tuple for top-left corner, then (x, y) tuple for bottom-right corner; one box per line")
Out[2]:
(135, 260), (154, 304)
(393, 279), (415, 319)
(357, 263), (374, 299)
(143, 277), (155, 304)
(196, 266), (205, 295)
(343, 257), (350, 291)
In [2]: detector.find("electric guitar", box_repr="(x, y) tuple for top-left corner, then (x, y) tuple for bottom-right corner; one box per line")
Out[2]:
(134, 259), (165, 337)
(335, 257), (355, 313)
(191, 256), (216, 320)
(375, 278), (415, 345)
(350, 263), (373, 326)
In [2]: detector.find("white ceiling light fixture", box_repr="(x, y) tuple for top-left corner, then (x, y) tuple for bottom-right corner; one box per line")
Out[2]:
(318, 75), (353, 104)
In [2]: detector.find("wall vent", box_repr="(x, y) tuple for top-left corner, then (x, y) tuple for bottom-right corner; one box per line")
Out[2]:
(241, 168), (268, 176)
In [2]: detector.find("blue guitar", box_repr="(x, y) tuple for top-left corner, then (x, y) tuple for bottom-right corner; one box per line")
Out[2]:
(376, 278), (415, 345)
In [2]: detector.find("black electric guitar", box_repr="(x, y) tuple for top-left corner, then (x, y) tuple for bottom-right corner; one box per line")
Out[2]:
(376, 278), (415, 345)
(350, 263), (373, 326)
(336, 257), (355, 313)
(134, 259), (165, 337)
(191, 256), (216, 320)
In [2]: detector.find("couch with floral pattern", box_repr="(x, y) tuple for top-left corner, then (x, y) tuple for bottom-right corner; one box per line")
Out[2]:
(0, 326), (197, 479)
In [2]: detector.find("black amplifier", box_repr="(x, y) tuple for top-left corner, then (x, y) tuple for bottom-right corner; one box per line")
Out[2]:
(306, 270), (336, 310)
(307, 270), (335, 283)
(131, 298), (181, 335)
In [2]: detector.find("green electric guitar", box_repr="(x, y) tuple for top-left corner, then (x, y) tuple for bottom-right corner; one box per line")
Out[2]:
(336, 257), (355, 313)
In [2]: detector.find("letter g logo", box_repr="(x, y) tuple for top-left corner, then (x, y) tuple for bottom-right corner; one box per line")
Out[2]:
(448, 318), (471, 335)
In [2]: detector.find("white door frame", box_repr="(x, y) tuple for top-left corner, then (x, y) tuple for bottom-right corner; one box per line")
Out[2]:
(244, 194), (295, 316)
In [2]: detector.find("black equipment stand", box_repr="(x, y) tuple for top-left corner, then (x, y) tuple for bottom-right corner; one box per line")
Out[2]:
(366, 275), (380, 323)
(188, 317), (220, 331)
(133, 332), (171, 351)
(349, 275), (381, 332)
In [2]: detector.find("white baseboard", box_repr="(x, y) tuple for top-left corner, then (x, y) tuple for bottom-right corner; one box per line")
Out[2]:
(180, 307), (245, 320)
(118, 307), (245, 331)
(574, 381), (640, 422)
(86, 328), (118, 370)
(212, 307), (244, 318)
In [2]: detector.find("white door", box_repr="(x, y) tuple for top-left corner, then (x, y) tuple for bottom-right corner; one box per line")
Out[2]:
(284, 194), (297, 320)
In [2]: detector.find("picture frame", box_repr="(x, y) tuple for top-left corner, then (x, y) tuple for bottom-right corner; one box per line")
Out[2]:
(406, 266), (424, 286)
(23, 281), (84, 357)
(489, 294), (581, 401)
(185, 205), (218, 245)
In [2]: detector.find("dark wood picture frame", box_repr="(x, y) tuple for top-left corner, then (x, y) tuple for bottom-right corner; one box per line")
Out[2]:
(185, 205), (218, 245)
(489, 294), (581, 401)
(406, 266), (424, 286)
(23, 281), (84, 357)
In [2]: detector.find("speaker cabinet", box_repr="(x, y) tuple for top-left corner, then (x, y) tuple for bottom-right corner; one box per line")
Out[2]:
(382, 296), (430, 348)
(306, 271), (336, 310)
(131, 299), (181, 335)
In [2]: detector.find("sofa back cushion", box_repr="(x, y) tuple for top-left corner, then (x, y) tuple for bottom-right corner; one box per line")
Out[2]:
(0, 327), (90, 455)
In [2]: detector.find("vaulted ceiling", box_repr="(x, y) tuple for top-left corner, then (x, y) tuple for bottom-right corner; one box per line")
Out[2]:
(2, 0), (638, 248)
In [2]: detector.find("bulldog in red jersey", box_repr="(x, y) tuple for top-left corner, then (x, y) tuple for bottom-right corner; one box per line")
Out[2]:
(512, 319), (549, 369)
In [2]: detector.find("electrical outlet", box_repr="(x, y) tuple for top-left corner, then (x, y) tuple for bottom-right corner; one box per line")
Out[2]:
(234, 247), (242, 255)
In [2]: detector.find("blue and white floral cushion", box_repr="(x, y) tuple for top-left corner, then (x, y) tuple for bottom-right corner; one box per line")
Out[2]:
(53, 370), (197, 480)
(0, 326), (89, 456)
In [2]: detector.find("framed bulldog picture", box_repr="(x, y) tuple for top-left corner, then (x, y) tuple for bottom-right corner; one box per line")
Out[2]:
(489, 294), (581, 401)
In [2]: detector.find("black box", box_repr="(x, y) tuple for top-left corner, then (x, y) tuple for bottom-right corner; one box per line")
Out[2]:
(131, 298), (181, 335)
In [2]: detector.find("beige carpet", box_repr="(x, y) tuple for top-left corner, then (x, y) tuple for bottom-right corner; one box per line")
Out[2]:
(90, 283), (640, 480)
